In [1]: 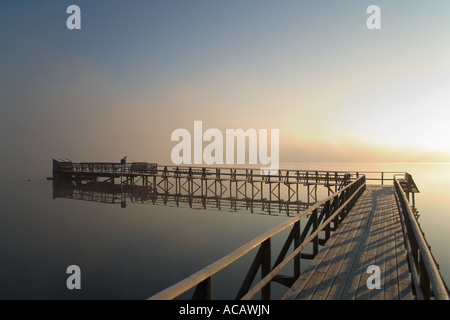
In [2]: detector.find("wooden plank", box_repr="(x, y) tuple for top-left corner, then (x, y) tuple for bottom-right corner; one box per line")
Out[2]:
(367, 187), (389, 300)
(340, 187), (379, 300)
(284, 186), (373, 299)
(327, 191), (374, 300)
(382, 197), (402, 300)
(282, 236), (339, 299)
(312, 207), (369, 299)
(314, 193), (373, 300)
(297, 212), (361, 299)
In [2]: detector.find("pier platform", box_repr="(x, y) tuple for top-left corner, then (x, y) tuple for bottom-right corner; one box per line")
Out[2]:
(283, 185), (413, 300)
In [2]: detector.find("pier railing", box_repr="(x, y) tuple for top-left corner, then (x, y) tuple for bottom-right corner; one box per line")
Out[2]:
(148, 175), (366, 300)
(394, 176), (449, 300)
(52, 160), (403, 186)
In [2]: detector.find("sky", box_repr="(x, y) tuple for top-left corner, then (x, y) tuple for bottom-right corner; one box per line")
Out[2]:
(1, 0), (450, 179)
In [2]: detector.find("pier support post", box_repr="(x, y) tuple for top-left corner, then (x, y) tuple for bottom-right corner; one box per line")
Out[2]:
(261, 239), (271, 300)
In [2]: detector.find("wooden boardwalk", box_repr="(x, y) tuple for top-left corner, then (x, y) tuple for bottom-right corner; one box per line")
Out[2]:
(283, 185), (414, 300)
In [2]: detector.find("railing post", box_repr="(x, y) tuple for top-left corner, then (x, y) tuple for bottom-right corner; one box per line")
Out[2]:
(192, 277), (212, 300)
(324, 200), (331, 242)
(312, 208), (319, 256)
(419, 253), (431, 299)
(332, 195), (340, 230)
(261, 239), (271, 300)
(294, 221), (301, 279)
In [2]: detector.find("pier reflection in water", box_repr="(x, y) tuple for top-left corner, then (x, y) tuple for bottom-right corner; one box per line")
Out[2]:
(52, 179), (318, 217)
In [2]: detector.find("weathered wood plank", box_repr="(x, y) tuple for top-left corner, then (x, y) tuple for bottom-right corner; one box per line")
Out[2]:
(283, 190), (370, 299)
(317, 197), (372, 300)
(341, 188), (379, 300)
(326, 193), (373, 300)
(367, 188), (389, 300)
(300, 212), (362, 299)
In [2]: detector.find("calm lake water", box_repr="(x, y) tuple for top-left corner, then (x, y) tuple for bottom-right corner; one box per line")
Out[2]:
(1, 162), (449, 299)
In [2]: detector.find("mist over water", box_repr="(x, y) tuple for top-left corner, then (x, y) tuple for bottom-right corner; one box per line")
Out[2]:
(0, 162), (449, 299)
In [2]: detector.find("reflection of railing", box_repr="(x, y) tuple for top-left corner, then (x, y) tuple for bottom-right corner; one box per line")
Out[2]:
(52, 181), (315, 216)
(148, 176), (366, 300)
(394, 177), (449, 300)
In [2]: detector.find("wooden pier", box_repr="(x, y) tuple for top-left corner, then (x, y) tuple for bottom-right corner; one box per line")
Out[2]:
(51, 159), (449, 300)
(51, 159), (408, 206)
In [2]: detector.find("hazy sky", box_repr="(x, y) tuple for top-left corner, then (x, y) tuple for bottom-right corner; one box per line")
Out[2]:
(1, 1), (450, 178)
